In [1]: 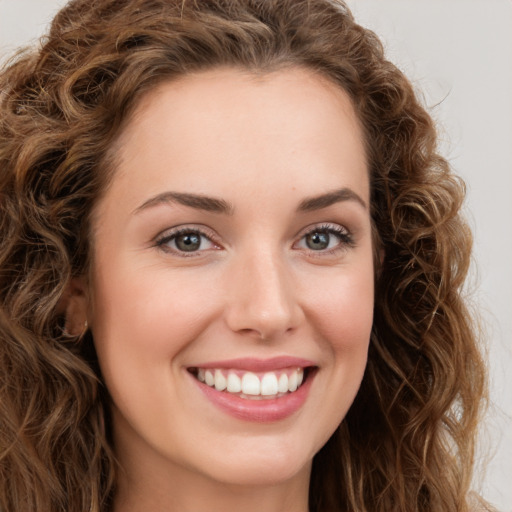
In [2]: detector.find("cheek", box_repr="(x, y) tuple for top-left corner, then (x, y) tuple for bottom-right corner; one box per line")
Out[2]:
(92, 264), (219, 354)
(297, 262), (374, 449)
(302, 263), (375, 355)
(89, 262), (224, 411)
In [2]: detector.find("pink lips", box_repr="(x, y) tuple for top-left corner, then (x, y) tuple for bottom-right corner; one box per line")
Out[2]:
(188, 356), (316, 423)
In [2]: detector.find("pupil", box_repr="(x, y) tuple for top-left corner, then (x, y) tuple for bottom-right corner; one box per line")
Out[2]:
(176, 233), (201, 252)
(307, 232), (329, 250)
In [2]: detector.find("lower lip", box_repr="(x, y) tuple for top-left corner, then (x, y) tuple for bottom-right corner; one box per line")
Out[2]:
(191, 370), (315, 423)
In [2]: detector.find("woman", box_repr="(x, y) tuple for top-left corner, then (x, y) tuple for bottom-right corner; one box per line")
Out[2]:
(0, 0), (490, 510)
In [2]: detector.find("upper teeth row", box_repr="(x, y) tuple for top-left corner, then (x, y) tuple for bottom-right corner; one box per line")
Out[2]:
(197, 368), (304, 396)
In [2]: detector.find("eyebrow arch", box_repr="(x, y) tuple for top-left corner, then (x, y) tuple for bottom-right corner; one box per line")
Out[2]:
(134, 191), (234, 215)
(298, 187), (367, 212)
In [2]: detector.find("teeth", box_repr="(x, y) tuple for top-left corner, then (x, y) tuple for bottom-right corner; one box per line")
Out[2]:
(227, 372), (242, 393)
(297, 370), (304, 387)
(205, 370), (214, 387)
(214, 369), (227, 391)
(288, 371), (298, 392)
(241, 372), (260, 395)
(278, 373), (289, 393)
(195, 367), (306, 398)
(261, 372), (278, 396)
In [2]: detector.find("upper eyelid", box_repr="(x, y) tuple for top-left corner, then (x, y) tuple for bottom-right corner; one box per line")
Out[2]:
(155, 224), (218, 242)
(295, 222), (350, 239)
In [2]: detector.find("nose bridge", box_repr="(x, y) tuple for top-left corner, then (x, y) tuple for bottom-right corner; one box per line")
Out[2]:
(224, 244), (301, 339)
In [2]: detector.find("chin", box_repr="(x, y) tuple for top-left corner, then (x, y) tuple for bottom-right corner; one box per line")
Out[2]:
(195, 440), (313, 487)
(208, 462), (309, 488)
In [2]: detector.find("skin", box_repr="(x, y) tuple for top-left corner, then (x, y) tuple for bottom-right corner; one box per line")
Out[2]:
(69, 67), (375, 512)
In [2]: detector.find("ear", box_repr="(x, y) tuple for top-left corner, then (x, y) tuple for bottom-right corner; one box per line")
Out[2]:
(60, 277), (89, 336)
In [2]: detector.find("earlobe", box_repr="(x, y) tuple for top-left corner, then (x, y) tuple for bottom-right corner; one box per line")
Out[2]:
(61, 277), (89, 337)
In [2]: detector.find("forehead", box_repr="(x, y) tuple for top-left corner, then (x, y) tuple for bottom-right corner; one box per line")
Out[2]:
(97, 67), (368, 219)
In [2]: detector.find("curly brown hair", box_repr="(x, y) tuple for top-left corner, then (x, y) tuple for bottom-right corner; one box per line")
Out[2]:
(0, 0), (488, 510)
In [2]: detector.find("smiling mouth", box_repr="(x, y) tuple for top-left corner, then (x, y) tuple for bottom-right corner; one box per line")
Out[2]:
(188, 367), (314, 400)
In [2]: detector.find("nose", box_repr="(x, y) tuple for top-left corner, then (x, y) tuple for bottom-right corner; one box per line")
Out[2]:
(223, 248), (304, 340)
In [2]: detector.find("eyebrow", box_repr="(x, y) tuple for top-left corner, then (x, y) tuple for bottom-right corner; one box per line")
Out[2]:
(134, 186), (366, 216)
(298, 187), (367, 212)
(134, 191), (234, 215)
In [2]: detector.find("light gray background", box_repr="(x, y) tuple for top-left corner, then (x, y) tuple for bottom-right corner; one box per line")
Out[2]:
(1, 1), (511, 510)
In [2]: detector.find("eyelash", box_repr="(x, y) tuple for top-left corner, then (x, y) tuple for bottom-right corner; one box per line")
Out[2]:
(154, 223), (354, 257)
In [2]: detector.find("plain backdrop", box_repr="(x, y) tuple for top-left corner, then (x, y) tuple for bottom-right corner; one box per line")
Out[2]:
(1, 1), (511, 510)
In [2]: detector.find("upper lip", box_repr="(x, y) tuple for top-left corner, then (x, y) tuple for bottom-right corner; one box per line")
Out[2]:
(188, 356), (316, 372)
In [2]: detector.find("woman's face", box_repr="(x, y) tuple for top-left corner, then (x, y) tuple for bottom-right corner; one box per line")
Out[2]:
(86, 67), (374, 490)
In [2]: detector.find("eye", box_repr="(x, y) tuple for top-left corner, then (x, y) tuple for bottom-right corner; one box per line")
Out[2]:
(156, 228), (217, 254)
(295, 224), (354, 253)
(304, 231), (333, 251)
